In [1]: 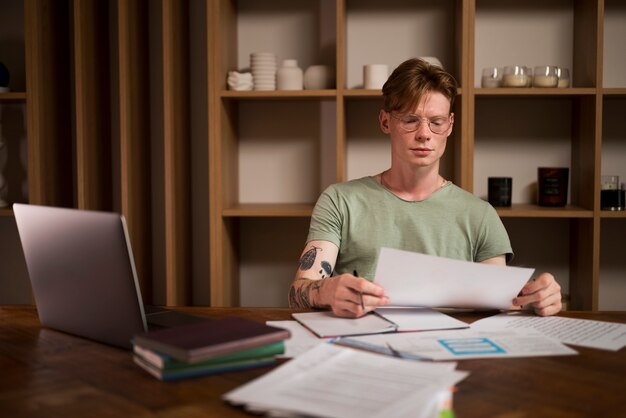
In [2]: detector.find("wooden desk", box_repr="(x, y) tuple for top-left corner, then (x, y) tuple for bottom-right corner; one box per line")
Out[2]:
(1, 306), (625, 418)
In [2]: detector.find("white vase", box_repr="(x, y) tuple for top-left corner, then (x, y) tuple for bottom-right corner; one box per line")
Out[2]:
(363, 64), (388, 89)
(276, 59), (303, 90)
(303, 65), (334, 90)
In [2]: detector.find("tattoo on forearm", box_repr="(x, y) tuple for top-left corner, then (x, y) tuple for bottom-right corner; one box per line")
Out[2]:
(320, 261), (332, 278)
(289, 278), (324, 308)
(299, 246), (321, 270)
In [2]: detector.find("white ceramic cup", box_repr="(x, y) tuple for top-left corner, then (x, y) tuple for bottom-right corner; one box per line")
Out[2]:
(363, 64), (388, 89)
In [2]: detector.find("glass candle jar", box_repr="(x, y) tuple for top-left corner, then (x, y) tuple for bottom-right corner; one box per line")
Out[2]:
(502, 65), (529, 88)
(481, 67), (502, 88)
(533, 66), (558, 88)
(601, 175), (625, 211)
(556, 67), (570, 88)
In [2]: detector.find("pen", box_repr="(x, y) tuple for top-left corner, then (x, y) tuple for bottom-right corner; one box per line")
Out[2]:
(386, 342), (404, 359)
(354, 270), (365, 310)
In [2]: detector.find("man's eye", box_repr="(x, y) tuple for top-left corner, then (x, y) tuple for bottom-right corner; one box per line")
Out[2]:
(403, 118), (419, 124)
(431, 118), (446, 126)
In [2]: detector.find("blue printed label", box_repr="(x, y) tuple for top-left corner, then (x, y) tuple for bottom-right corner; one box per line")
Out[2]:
(438, 337), (506, 356)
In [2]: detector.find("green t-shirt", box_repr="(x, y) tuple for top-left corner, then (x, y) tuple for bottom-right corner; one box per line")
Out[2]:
(306, 177), (513, 280)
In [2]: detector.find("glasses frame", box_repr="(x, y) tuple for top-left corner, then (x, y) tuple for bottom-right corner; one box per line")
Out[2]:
(388, 112), (453, 135)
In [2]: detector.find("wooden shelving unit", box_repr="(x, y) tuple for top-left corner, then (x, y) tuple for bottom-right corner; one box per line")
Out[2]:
(208, 0), (625, 309)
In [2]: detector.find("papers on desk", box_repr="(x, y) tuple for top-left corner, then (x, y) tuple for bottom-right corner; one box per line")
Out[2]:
(266, 320), (328, 358)
(375, 247), (534, 309)
(472, 313), (626, 351)
(339, 327), (577, 361)
(223, 343), (468, 418)
(292, 308), (468, 338)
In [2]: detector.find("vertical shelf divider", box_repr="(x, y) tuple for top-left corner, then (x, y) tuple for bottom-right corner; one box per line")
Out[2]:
(24, 0), (73, 206)
(460, 0), (473, 191)
(73, 0), (112, 210)
(336, 0), (346, 183)
(163, 0), (191, 305)
(209, 0), (239, 306)
(118, 0), (152, 301)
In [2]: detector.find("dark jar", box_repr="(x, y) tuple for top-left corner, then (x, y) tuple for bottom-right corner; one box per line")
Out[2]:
(538, 167), (569, 207)
(488, 177), (512, 207)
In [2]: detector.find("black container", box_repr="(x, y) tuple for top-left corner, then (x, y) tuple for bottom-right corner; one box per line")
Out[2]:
(601, 189), (625, 211)
(488, 177), (512, 207)
(538, 167), (569, 207)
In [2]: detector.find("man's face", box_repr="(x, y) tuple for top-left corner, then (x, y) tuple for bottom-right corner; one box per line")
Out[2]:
(379, 92), (454, 170)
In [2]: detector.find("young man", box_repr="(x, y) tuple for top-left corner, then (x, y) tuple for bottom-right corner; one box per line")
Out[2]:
(288, 58), (562, 318)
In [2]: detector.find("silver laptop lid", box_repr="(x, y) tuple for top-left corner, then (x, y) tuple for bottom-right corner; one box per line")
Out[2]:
(13, 203), (148, 349)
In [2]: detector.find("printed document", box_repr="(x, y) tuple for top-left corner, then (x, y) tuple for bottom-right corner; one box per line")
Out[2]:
(471, 313), (626, 351)
(375, 247), (534, 309)
(340, 327), (577, 360)
(266, 320), (328, 358)
(223, 343), (468, 418)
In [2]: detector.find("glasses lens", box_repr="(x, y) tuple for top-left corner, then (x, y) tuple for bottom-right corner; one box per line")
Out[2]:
(394, 114), (450, 134)
(428, 118), (450, 134)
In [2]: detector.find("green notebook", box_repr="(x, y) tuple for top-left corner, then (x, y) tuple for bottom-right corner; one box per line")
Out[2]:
(133, 340), (285, 370)
(133, 354), (277, 381)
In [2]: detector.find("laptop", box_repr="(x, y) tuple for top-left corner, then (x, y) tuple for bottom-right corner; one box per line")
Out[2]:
(13, 203), (207, 350)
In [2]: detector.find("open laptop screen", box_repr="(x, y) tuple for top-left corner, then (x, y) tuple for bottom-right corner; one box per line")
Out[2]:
(13, 204), (148, 349)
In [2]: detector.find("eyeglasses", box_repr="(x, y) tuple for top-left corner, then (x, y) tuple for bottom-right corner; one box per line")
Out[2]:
(388, 112), (452, 134)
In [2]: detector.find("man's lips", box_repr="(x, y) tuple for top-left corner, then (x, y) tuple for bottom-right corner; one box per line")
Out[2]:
(410, 147), (434, 154)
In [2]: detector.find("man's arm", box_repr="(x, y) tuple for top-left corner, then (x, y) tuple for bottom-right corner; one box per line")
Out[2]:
(288, 240), (388, 317)
(288, 240), (339, 309)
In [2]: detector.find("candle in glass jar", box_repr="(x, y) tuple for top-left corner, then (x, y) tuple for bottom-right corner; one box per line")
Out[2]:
(482, 77), (500, 88)
(556, 67), (570, 88)
(525, 67), (533, 87)
(533, 75), (558, 87)
(502, 74), (528, 87)
(533, 66), (558, 87)
(481, 67), (501, 88)
(502, 66), (528, 87)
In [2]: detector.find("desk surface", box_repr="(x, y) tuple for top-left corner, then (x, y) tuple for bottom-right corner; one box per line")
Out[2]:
(1, 306), (625, 418)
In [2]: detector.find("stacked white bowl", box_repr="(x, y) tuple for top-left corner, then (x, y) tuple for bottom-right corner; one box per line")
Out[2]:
(250, 52), (277, 91)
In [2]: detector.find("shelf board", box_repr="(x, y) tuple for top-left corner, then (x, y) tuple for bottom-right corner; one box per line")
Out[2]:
(495, 204), (593, 218)
(475, 87), (596, 96)
(600, 210), (626, 218)
(221, 87), (465, 100)
(343, 87), (463, 97)
(0, 92), (27, 102)
(221, 90), (336, 100)
(602, 88), (626, 97)
(222, 203), (314, 217)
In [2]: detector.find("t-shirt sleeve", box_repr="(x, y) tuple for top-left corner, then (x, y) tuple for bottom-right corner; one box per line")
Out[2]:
(474, 204), (514, 263)
(306, 186), (343, 248)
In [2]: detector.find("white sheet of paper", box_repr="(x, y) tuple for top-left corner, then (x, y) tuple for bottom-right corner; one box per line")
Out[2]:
(471, 313), (626, 351)
(374, 247), (534, 309)
(266, 320), (327, 358)
(224, 343), (468, 418)
(342, 327), (577, 360)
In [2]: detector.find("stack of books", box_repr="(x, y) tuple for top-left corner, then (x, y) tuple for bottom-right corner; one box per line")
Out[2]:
(132, 316), (291, 381)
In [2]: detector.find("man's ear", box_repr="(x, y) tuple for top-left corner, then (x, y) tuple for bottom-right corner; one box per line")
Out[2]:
(379, 109), (391, 134)
(447, 112), (455, 136)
